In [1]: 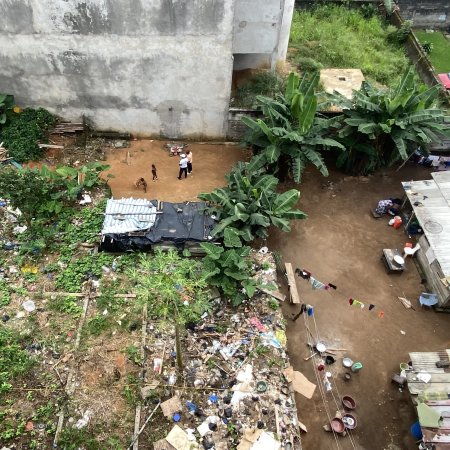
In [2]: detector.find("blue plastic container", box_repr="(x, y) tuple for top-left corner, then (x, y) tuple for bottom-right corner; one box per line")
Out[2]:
(410, 421), (423, 440)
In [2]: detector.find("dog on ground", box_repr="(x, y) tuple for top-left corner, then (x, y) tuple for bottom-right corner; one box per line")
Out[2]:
(135, 177), (148, 193)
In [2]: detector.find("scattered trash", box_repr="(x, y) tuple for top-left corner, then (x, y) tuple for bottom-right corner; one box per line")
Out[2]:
(417, 372), (431, 383)
(161, 396), (182, 418)
(22, 300), (36, 312)
(400, 330), (406, 335)
(74, 410), (92, 429)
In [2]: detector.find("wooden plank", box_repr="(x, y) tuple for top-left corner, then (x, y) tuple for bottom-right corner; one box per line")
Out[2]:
(407, 373), (450, 383)
(285, 263), (300, 304)
(407, 382), (450, 395)
(259, 287), (286, 302)
(38, 144), (64, 149)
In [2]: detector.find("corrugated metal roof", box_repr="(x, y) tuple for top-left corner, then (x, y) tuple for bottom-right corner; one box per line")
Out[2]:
(102, 198), (157, 234)
(407, 350), (450, 448)
(402, 172), (450, 277)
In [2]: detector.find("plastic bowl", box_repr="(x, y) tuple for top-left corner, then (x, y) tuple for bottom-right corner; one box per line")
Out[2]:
(343, 413), (357, 430)
(330, 418), (345, 433)
(343, 357), (353, 368)
(342, 395), (356, 410)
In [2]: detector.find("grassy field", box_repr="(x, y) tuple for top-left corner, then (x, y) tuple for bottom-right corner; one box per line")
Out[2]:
(289, 5), (409, 86)
(414, 29), (450, 73)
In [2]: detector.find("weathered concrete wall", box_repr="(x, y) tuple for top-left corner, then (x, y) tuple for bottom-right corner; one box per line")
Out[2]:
(0, 0), (235, 138)
(397, 0), (450, 28)
(232, 0), (294, 70)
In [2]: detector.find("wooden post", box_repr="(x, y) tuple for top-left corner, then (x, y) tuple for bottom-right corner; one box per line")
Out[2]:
(285, 263), (300, 304)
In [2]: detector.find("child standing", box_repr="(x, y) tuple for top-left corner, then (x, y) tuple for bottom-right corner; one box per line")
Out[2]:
(151, 164), (158, 181)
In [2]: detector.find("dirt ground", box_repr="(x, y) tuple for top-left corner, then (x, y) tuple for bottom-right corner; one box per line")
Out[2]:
(268, 165), (450, 450)
(104, 140), (251, 201)
(102, 142), (450, 449)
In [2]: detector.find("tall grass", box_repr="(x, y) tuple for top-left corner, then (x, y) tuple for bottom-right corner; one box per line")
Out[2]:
(289, 5), (409, 86)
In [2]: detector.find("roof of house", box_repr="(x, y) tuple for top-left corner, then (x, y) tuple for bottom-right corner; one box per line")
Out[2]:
(402, 171), (450, 277)
(101, 198), (217, 250)
(407, 350), (450, 449)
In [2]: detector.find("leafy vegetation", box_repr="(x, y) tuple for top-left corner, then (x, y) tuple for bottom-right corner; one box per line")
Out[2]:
(199, 161), (307, 244)
(0, 327), (34, 397)
(55, 253), (114, 292)
(200, 243), (257, 306)
(329, 66), (450, 174)
(289, 5), (409, 85)
(0, 92), (14, 125)
(0, 280), (11, 307)
(232, 71), (286, 108)
(387, 20), (412, 45)
(0, 163), (110, 227)
(414, 30), (450, 73)
(129, 249), (210, 325)
(242, 72), (344, 182)
(0, 107), (56, 162)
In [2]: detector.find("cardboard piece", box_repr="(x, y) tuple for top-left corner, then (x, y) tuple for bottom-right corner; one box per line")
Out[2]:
(250, 431), (281, 450)
(283, 367), (316, 399)
(153, 439), (176, 450)
(166, 425), (192, 450)
(161, 396), (182, 418)
(237, 428), (263, 450)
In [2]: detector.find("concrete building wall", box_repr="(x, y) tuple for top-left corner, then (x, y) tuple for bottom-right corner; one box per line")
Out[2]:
(0, 0), (235, 138)
(232, 0), (295, 70)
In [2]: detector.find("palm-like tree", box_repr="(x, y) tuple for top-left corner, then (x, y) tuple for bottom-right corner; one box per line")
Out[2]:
(329, 66), (450, 174)
(242, 72), (345, 183)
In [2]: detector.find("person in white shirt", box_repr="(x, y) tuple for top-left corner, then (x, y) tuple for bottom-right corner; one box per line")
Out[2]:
(186, 150), (193, 175)
(178, 154), (188, 179)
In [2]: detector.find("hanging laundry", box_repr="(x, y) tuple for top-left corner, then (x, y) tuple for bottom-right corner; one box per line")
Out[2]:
(307, 305), (314, 316)
(369, 304), (375, 311)
(360, 303), (365, 309)
(378, 311), (385, 318)
(310, 277), (326, 290)
(296, 268), (311, 280)
(328, 283), (337, 290)
(349, 298), (354, 305)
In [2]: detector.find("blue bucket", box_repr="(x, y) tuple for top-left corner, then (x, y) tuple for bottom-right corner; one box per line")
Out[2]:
(410, 421), (423, 440)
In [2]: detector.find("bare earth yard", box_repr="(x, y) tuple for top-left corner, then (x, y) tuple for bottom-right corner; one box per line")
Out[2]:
(104, 143), (450, 449)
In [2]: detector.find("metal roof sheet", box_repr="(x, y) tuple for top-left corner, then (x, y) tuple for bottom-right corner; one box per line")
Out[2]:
(102, 198), (157, 234)
(402, 172), (450, 277)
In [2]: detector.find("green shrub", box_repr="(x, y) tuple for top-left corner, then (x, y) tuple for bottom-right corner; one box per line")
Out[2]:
(294, 57), (323, 73)
(387, 20), (412, 44)
(233, 72), (285, 108)
(0, 108), (56, 162)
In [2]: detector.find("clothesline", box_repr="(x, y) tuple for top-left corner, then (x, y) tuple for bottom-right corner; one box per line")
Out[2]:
(295, 268), (385, 318)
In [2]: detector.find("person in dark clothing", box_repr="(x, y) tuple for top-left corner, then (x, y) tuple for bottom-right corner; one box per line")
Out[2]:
(135, 177), (148, 193)
(151, 164), (158, 181)
(178, 154), (188, 179)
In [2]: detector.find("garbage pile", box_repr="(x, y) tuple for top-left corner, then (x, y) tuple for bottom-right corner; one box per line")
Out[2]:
(144, 250), (302, 450)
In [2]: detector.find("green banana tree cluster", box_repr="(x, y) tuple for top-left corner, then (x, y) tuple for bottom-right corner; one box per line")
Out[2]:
(198, 162), (307, 246)
(242, 72), (345, 183)
(330, 66), (450, 174)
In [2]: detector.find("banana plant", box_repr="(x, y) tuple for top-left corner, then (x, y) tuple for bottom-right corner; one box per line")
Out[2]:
(327, 66), (450, 174)
(242, 72), (345, 183)
(199, 162), (307, 246)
